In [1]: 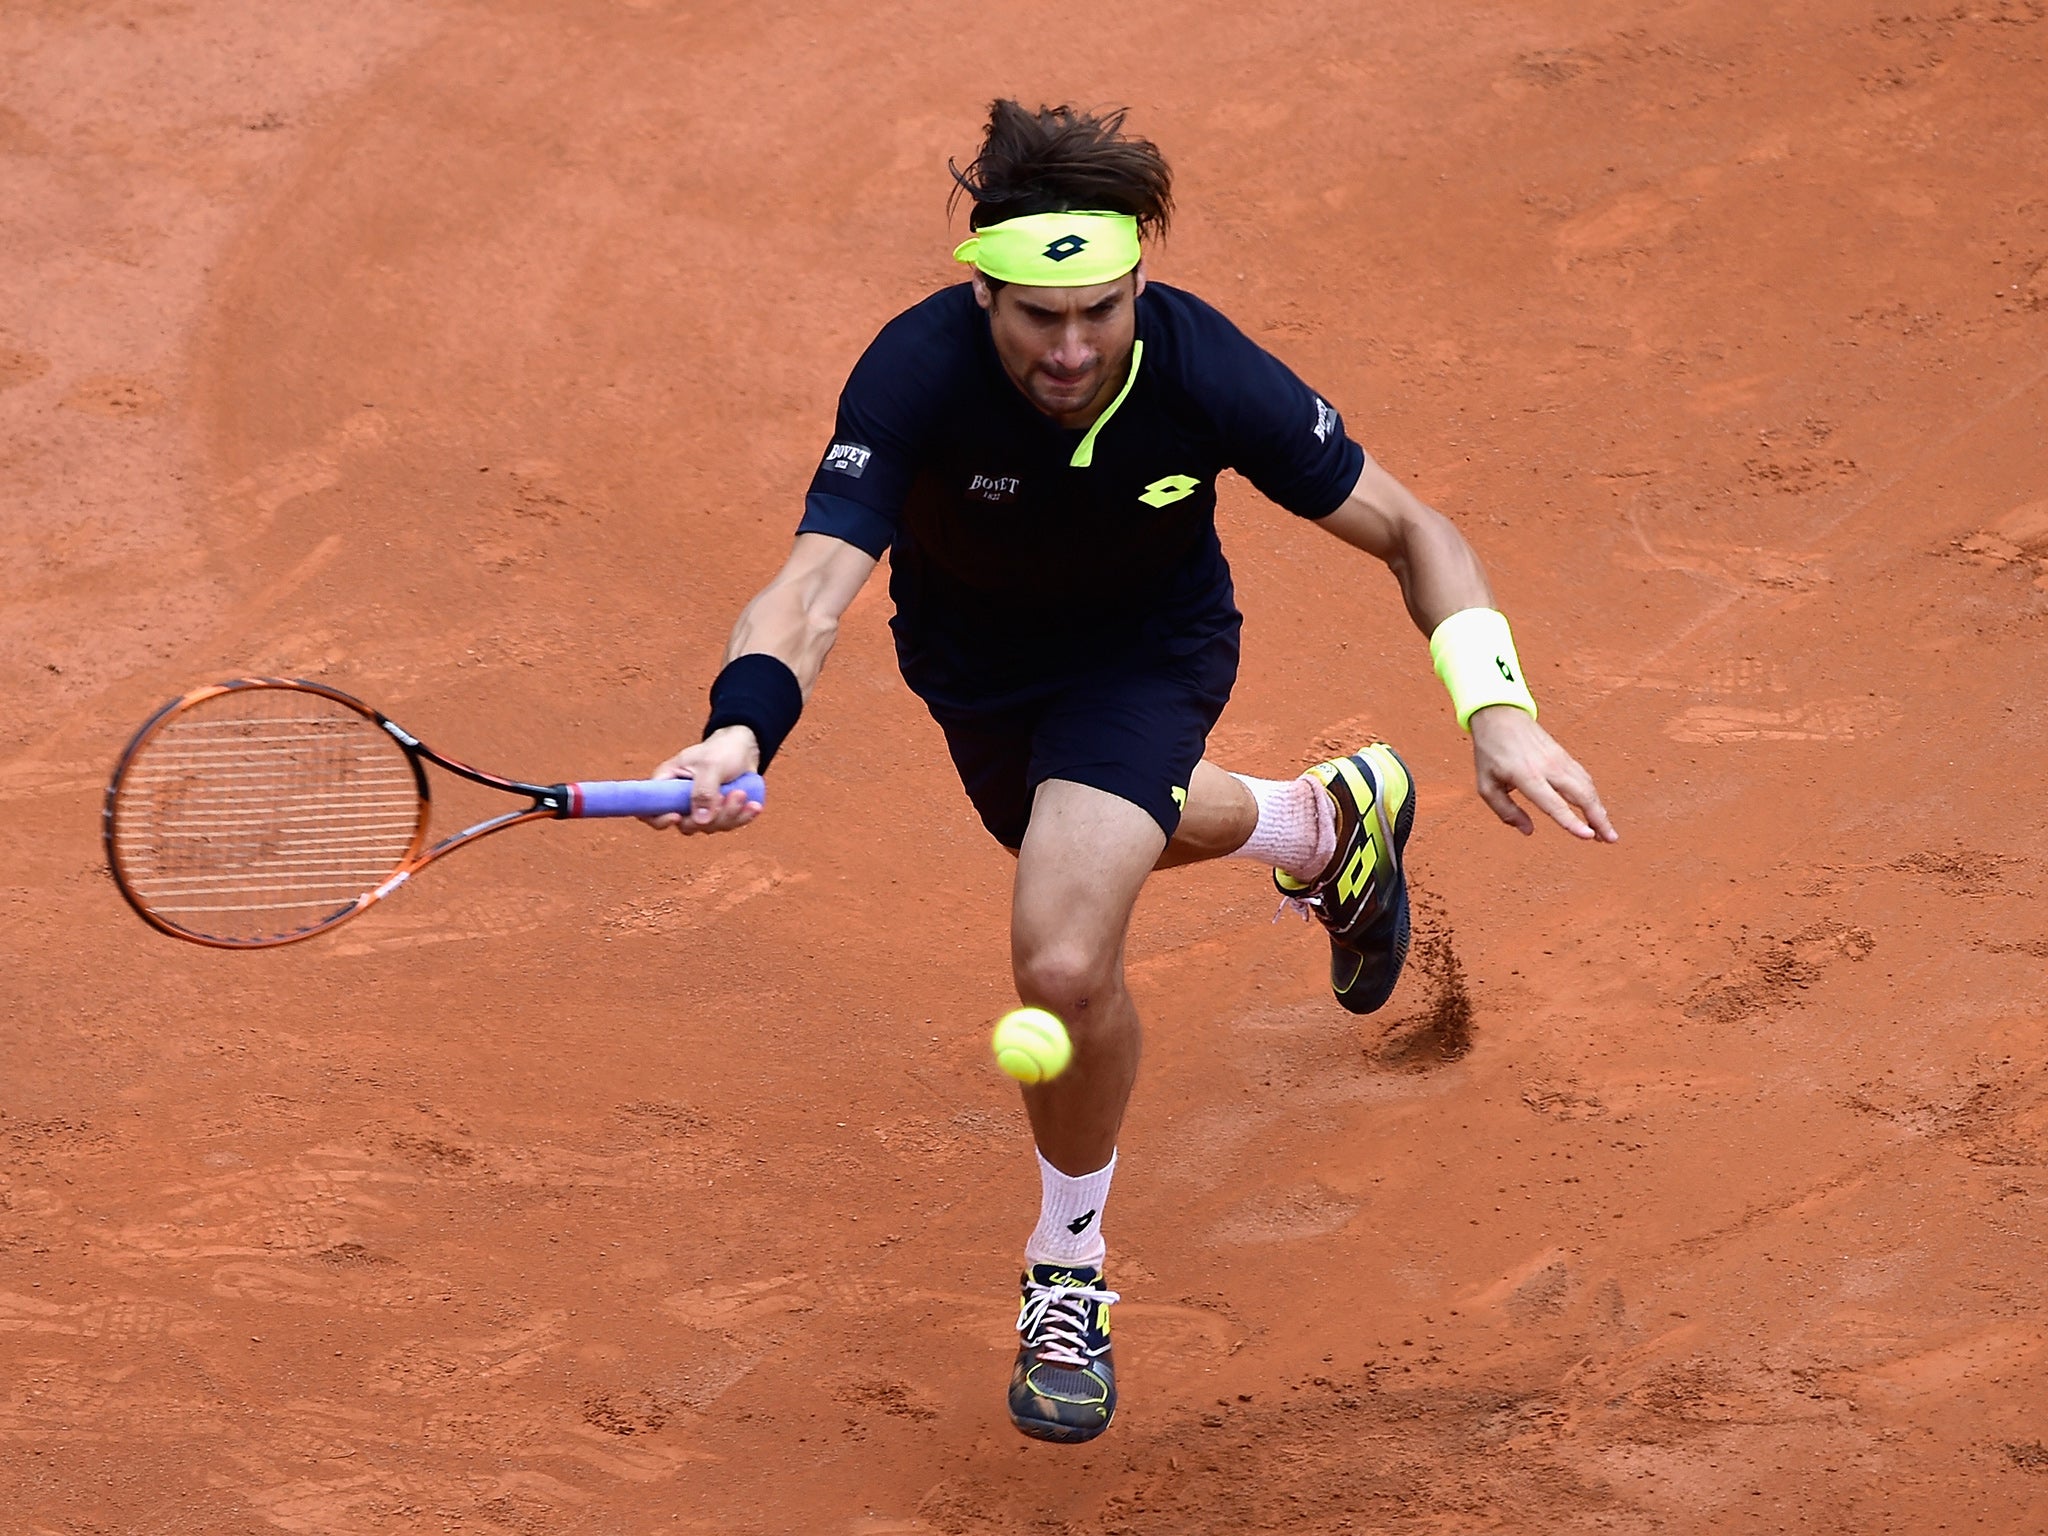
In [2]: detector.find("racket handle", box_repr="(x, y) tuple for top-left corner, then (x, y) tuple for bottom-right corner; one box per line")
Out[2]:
(565, 774), (766, 819)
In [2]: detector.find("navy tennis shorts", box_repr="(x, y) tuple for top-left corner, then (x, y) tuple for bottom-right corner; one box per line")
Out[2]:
(927, 629), (1241, 849)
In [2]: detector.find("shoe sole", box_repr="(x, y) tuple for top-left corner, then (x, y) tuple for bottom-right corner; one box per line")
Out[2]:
(1331, 747), (1416, 1016)
(1009, 1409), (1114, 1444)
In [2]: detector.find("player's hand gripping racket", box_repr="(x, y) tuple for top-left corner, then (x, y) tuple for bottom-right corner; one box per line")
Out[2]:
(102, 677), (763, 948)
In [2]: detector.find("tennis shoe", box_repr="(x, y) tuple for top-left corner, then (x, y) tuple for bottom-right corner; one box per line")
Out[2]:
(1008, 1263), (1118, 1443)
(1275, 743), (1416, 1014)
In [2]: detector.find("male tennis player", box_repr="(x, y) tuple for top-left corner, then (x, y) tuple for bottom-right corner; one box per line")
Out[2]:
(647, 101), (1615, 1444)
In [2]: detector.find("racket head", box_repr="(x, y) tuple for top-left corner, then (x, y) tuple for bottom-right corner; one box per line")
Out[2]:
(104, 678), (429, 948)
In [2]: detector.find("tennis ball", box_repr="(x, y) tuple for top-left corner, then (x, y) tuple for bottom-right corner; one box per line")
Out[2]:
(991, 1007), (1072, 1084)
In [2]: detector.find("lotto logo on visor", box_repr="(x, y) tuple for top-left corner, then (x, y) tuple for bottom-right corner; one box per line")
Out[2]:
(953, 211), (1141, 287)
(823, 443), (871, 477)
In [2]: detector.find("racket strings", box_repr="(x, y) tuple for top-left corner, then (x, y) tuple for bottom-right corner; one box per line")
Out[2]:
(111, 691), (423, 940)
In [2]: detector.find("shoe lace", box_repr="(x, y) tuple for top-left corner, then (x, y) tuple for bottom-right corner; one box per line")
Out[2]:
(1273, 893), (1315, 924)
(1017, 1278), (1119, 1369)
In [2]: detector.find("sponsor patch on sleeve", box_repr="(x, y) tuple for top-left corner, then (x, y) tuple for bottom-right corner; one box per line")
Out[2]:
(1311, 397), (1339, 445)
(823, 442), (872, 477)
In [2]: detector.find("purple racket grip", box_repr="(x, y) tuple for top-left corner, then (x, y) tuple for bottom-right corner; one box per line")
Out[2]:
(566, 774), (766, 819)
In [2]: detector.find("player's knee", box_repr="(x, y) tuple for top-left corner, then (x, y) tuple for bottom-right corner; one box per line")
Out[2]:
(1012, 939), (1122, 1021)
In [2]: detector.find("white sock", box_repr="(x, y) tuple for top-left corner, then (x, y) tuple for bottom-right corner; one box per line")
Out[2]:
(1023, 1150), (1116, 1269)
(1227, 773), (1336, 882)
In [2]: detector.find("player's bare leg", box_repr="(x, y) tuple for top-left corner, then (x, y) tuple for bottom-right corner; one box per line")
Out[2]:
(1010, 779), (1164, 1172)
(1003, 777), (1163, 1444)
(1154, 759), (1257, 867)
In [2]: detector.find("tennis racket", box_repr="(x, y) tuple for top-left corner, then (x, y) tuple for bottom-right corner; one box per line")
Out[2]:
(102, 677), (764, 949)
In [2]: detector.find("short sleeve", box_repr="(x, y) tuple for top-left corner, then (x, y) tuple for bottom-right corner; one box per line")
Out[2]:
(1162, 291), (1364, 519)
(795, 294), (959, 556)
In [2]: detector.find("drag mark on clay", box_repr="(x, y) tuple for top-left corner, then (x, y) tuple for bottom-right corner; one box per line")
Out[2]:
(1596, 1355), (1849, 1430)
(1682, 919), (1874, 1024)
(829, 1375), (941, 1425)
(242, 1465), (599, 1536)
(663, 1273), (823, 1332)
(97, 1153), (418, 1266)
(206, 1256), (433, 1310)
(1, 1113), (116, 1168)
(1890, 848), (2020, 897)
(486, 1138), (728, 1191)
(1615, 526), (1832, 598)
(1522, 1083), (1608, 1121)
(583, 1388), (674, 1435)
(369, 1309), (567, 1396)
(60, 375), (168, 418)
(0, 1291), (211, 1341)
(1787, 847), (2023, 900)
(1461, 1244), (1578, 1320)
(602, 854), (811, 936)
(1664, 695), (1903, 744)
(1552, 180), (1710, 269)
(1947, 497), (2048, 591)
(866, 1110), (1009, 1166)
(1844, 1062), (2048, 1168)
(1740, 451), (1860, 497)
(1591, 525), (1839, 718)
(0, 759), (105, 805)
(1207, 1183), (1361, 1245)
(328, 886), (560, 955)
(227, 1359), (714, 1528)
(1850, 1325), (2048, 1405)
(215, 407), (390, 529)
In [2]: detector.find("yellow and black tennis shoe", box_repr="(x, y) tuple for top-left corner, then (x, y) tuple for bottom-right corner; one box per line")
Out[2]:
(1275, 743), (1416, 1015)
(1008, 1263), (1119, 1443)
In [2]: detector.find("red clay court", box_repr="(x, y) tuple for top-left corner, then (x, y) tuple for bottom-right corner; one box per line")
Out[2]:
(4, 1), (2046, 1530)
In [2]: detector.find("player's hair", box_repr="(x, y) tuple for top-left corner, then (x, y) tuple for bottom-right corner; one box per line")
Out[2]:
(948, 100), (1174, 240)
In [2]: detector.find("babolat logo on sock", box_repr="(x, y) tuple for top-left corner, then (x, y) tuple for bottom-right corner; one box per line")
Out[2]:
(823, 442), (871, 477)
(1067, 1210), (1097, 1234)
(1042, 233), (1088, 262)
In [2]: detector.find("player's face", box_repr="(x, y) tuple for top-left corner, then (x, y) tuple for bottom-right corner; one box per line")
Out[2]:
(974, 268), (1146, 428)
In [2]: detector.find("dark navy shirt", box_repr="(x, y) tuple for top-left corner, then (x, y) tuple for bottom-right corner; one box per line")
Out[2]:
(799, 281), (1364, 712)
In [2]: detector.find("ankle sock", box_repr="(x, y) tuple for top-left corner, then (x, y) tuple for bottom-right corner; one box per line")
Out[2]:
(1227, 773), (1337, 882)
(1024, 1150), (1115, 1269)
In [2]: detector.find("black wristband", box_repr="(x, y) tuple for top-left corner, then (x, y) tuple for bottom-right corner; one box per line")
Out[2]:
(703, 653), (803, 772)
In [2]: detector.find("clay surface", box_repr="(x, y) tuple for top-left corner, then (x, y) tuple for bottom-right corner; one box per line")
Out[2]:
(5, 1), (2047, 1530)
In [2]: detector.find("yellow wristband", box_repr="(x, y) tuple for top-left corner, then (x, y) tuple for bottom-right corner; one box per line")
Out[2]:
(1429, 608), (1538, 731)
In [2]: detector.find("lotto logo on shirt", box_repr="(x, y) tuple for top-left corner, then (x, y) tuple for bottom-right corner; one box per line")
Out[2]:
(823, 442), (872, 477)
(1311, 397), (1338, 445)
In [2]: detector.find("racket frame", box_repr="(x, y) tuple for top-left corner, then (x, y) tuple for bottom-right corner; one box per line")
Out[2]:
(104, 677), (574, 949)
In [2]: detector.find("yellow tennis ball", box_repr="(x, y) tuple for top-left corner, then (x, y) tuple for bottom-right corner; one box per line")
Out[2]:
(991, 1007), (1072, 1084)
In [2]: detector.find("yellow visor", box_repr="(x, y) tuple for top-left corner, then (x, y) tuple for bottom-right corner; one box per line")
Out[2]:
(953, 211), (1142, 286)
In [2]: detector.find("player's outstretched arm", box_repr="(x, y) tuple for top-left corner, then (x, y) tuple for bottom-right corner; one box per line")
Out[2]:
(1314, 454), (1618, 843)
(646, 532), (878, 834)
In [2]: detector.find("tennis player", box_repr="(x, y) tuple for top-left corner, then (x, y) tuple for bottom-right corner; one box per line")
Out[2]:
(647, 101), (1615, 1444)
